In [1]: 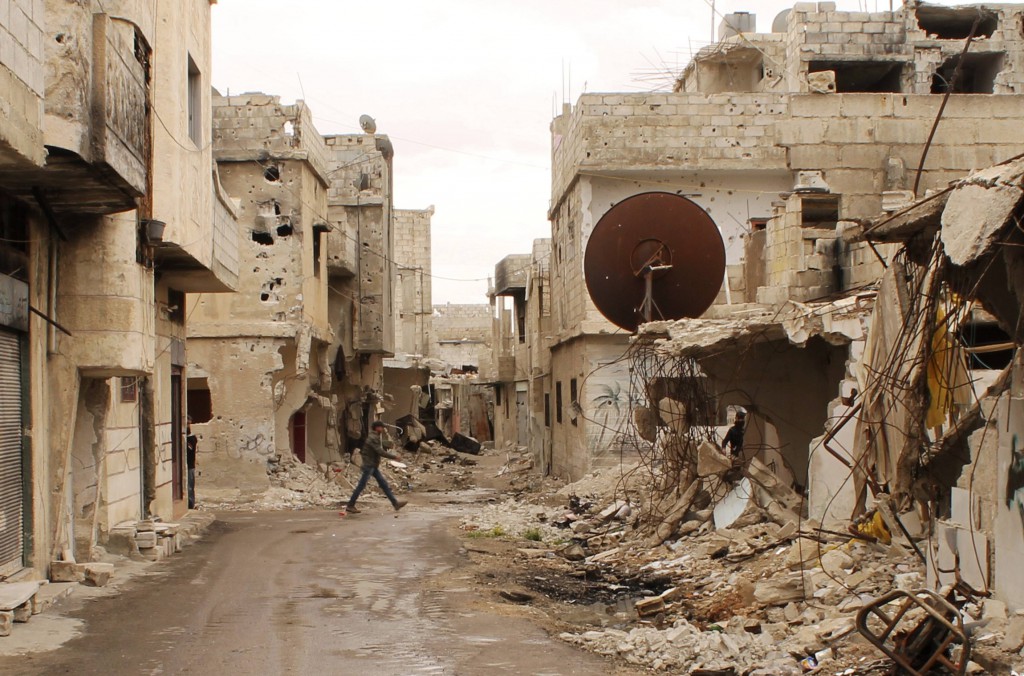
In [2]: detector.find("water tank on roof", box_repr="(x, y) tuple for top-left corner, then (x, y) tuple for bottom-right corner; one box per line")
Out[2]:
(718, 12), (756, 40)
(772, 9), (791, 33)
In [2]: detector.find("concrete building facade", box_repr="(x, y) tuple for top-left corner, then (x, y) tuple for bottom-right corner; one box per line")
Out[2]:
(546, 0), (1024, 481)
(187, 94), (332, 500)
(0, 0), (238, 577)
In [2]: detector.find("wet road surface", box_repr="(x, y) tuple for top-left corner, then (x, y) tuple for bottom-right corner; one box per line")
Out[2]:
(1, 502), (626, 675)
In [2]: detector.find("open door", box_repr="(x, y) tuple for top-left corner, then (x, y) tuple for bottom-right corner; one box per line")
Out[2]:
(290, 411), (306, 463)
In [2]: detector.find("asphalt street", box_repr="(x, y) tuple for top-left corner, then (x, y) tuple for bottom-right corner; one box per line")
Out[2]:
(0, 502), (623, 675)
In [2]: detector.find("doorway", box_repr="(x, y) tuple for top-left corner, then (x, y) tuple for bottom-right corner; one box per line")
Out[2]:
(291, 411), (307, 463)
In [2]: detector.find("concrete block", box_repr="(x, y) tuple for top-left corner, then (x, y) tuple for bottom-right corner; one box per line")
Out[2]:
(141, 546), (164, 562)
(13, 602), (30, 622)
(0, 610), (11, 636)
(83, 563), (114, 588)
(135, 531), (158, 548)
(49, 561), (84, 583)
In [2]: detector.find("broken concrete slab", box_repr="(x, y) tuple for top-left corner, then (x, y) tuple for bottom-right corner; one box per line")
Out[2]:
(754, 573), (809, 606)
(0, 610), (11, 637)
(697, 440), (733, 477)
(941, 163), (1024, 266)
(713, 478), (756, 530)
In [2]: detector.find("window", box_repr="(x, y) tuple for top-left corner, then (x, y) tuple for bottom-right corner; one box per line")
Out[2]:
(801, 196), (840, 229)
(931, 53), (1005, 94)
(808, 61), (905, 93)
(120, 377), (138, 403)
(544, 393), (551, 427)
(569, 378), (578, 427)
(555, 382), (563, 424)
(187, 54), (201, 145)
(187, 378), (213, 423)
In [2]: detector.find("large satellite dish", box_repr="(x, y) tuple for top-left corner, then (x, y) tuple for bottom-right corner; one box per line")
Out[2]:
(584, 192), (726, 332)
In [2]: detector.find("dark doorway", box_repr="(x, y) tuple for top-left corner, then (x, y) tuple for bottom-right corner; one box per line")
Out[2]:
(291, 411), (307, 463)
(171, 368), (183, 502)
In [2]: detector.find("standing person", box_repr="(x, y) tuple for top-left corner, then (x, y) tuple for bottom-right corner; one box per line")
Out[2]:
(345, 421), (408, 513)
(186, 417), (198, 509)
(723, 409), (746, 459)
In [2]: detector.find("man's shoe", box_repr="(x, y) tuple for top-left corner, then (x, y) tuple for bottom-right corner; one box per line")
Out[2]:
(393, 499), (408, 511)
(345, 505), (361, 514)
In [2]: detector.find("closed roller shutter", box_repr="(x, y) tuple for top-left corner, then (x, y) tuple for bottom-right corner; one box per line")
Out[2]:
(0, 329), (23, 575)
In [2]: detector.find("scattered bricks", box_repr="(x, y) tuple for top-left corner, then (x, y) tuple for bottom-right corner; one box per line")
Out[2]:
(0, 610), (12, 637)
(105, 528), (140, 557)
(49, 560), (84, 583)
(135, 531), (158, 548)
(83, 563), (114, 588)
(13, 602), (31, 623)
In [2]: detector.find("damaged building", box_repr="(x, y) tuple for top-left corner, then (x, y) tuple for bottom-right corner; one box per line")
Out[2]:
(0, 1), (238, 578)
(187, 94), (333, 499)
(545, 0), (1024, 485)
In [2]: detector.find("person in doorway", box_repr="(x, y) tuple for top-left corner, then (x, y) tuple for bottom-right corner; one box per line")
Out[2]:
(186, 417), (198, 509)
(345, 421), (408, 513)
(723, 409), (746, 459)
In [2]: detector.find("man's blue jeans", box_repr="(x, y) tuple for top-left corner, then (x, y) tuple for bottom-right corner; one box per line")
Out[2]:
(187, 468), (195, 509)
(348, 466), (398, 507)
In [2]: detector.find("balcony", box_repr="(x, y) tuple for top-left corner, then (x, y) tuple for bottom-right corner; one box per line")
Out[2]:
(0, 13), (149, 216)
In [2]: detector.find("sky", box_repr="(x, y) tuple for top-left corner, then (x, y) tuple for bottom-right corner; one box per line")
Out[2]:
(211, 0), (950, 304)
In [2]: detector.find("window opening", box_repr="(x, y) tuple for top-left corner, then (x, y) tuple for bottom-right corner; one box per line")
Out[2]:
(916, 6), (998, 39)
(931, 53), (1005, 94)
(544, 393), (551, 427)
(808, 61), (905, 93)
(187, 54), (201, 145)
(556, 382), (563, 424)
(801, 196), (840, 229)
(187, 377), (213, 423)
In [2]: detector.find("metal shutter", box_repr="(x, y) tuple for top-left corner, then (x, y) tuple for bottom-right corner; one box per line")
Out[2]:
(0, 329), (23, 575)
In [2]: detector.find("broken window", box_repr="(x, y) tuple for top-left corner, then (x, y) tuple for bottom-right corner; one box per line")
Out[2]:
(264, 164), (280, 182)
(187, 54), (201, 145)
(801, 195), (840, 229)
(120, 377), (138, 403)
(556, 382), (563, 424)
(749, 217), (768, 232)
(0, 197), (28, 282)
(930, 53), (1005, 94)
(808, 61), (905, 93)
(916, 6), (998, 40)
(187, 378), (213, 423)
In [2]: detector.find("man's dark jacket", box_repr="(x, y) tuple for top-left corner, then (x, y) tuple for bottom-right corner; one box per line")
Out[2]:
(360, 432), (398, 469)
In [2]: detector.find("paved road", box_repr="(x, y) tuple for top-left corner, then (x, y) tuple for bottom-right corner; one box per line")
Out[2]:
(1, 501), (625, 675)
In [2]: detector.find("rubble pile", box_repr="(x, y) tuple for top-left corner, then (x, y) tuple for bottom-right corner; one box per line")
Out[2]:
(201, 439), (497, 510)
(464, 457), (1024, 674)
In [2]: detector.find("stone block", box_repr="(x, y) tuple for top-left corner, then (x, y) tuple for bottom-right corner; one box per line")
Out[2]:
(141, 546), (164, 562)
(83, 563), (114, 588)
(12, 602), (30, 623)
(0, 610), (11, 637)
(49, 561), (84, 583)
(135, 531), (158, 548)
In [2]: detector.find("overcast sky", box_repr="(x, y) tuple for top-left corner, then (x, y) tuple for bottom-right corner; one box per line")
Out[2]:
(211, 0), (953, 304)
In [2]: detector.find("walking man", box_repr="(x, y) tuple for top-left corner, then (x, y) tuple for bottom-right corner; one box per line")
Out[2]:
(346, 421), (408, 513)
